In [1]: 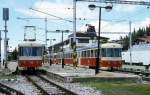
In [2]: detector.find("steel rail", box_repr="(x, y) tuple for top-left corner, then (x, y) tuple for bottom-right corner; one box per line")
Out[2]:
(26, 75), (49, 95)
(0, 82), (25, 95)
(38, 75), (78, 95)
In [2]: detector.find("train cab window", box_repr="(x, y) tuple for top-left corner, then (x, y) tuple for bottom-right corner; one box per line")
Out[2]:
(32, 47), (43, 56)
(114, 48), (121, 57)
(106, 48), (121, 57)
(106, 48), (113, 57)
(19, 47), (43, 56)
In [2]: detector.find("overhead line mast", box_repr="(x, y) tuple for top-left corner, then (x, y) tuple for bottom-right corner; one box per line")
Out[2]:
(77, 0), (150, 6)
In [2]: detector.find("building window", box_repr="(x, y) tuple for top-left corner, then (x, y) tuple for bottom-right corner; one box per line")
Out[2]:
(78, 38), (89, 43)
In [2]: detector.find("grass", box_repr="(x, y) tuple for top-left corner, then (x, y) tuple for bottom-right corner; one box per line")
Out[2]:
(81, 81), (150, 95)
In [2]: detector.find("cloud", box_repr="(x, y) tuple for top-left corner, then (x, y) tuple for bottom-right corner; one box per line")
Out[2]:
(115, 5), (138, 12)
(133, 17), (150, 30)
(15, 1), (73, 19)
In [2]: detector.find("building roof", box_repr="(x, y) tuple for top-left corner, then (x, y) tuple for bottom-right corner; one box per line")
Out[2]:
(68, 32), (96, 38)
(137, 36), (150, 42)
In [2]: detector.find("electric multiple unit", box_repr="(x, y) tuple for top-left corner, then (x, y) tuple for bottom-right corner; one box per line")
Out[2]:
(18, 42), (44, 70)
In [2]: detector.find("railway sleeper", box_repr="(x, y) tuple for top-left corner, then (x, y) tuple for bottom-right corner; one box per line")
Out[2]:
(38, 75), (78, 95)
(0, 87), (11, 95)
(0, 82), (25, 95)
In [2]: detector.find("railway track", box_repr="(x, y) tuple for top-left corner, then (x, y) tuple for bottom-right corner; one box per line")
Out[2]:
(0, 82), (25, 95)
(26, 75), (77, 95)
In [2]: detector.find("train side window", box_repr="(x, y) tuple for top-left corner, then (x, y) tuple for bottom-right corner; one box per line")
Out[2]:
(81, 51), (83, 58)
(77, 52), (80, 57)
(102, 48), (106, 57)
(69, 53), (72, 58)
(19, 47), (22, 56)
(87, 50), (90, 57)
(83, 51), (86, 57)
(66, 53), (68, 58)
(65, 53), (67, 58)
(84, 51), (86, 57)
(93, 49), (95, 57)
(68, 53), (69, 58)
(68, 53), (70, 58)
(95, 49), (98, 57)
(91, 50), (93, 57)
(82, 51), (84, 57)
(70, 53), (72, 58)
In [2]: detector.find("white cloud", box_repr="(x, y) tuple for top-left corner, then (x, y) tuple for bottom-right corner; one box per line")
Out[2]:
(133, 17), (150, 30)
(15, 1), (73, 19)
(138, 18), (150, 27)
(115, 5), (138, 12)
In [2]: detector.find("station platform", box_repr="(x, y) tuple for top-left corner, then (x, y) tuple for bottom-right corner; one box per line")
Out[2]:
(3, 62), (141, 83)
(42, 64), (141, 83)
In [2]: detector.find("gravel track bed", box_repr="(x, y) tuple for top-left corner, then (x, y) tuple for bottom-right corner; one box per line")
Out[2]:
(30, 76), (66, 95)
(42, 75), (102, 95)
(0, 76), (40, 95)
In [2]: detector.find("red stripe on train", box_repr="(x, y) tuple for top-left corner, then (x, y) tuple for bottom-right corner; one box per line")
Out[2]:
(18, 60), (42, 68)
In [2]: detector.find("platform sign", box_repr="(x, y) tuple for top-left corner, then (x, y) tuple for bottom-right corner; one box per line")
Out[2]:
(3, 8), (9, 21)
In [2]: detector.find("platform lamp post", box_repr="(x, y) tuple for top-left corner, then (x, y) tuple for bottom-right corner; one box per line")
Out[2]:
(88, 4), (112, 75)
(56, 30), (69, 68)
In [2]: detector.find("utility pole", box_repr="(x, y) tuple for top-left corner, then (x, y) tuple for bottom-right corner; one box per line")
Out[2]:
(73, 0), (77, 68)
(3, 8), (9, 69)
(45, 17), (48, 49)
(129, 21), (132, 65)
(0, 30), (2, 68)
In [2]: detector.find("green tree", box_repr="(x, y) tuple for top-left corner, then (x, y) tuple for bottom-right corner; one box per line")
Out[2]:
(121, 24), (150, 50)
(8, 48), (18, 61)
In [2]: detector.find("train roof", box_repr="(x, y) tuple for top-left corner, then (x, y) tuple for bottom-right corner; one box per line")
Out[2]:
(101, 43), (122, 48)
(77, 43), (122, 51)
(18, 41), (44, 47)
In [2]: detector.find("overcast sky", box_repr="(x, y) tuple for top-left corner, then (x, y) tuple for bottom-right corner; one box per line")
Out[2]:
(0, 0), (150, 54)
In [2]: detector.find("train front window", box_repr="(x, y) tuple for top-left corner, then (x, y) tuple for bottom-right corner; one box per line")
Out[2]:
(19, 47), (43, 56)
(106, 48), (114, 57)
(114, 48), (121, 57)
(105, 48), (121, 57)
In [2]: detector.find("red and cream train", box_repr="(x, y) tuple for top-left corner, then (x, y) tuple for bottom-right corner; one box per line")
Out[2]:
(18, 41), (44, 70)
(51, 43), (123, 69)
(17, 41), (123, 70)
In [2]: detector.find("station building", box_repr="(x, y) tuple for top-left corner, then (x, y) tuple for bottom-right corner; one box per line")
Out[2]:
(48, 25), (109, 53)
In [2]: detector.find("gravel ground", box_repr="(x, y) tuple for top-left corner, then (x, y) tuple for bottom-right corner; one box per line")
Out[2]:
(0, 75), (101, 95)
(0, 76), (40, 95)
(42, 75), (102, 95)
(1, 62), (101, 95)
